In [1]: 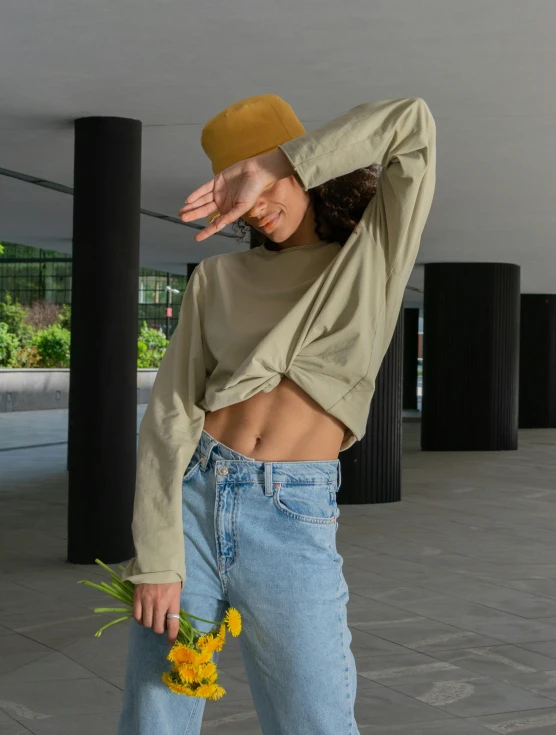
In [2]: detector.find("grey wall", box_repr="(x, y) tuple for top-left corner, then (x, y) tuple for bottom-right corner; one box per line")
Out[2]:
(0, 369), (157, 412)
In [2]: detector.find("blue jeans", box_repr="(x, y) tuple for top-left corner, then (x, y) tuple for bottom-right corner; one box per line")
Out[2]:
(118, 429), (359, 734)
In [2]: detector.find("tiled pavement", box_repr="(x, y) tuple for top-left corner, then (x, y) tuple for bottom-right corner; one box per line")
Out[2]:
(2, 409), (556, 733)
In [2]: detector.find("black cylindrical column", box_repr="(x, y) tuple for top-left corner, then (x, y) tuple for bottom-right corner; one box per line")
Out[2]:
(421, 263), (520, 451)
(68, 117), (141, 564)
(403, 308), (420, 410)
(187, 263), (199, 278)
(519, 295), (556, 428)
(339, 310), (404, 504)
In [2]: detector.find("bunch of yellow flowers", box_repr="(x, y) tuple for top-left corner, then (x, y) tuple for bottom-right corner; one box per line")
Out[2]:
(79, 559), (242, 699)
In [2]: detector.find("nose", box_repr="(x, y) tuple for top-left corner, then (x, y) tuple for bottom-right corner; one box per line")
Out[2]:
(246, 202), (263, 220)
(246, 190), (271, 221)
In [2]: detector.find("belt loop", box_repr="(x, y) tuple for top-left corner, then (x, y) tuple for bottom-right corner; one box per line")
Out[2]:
(264, 462), (273, 496)
(200, 434), (217, 471)
(337, 459), (342, 489)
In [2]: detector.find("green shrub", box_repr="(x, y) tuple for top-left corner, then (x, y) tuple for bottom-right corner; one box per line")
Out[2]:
(0, 293), (27, 337)
(0, 322), (20, 367)
(137, 322), (168, 368)
(17, 323), (36, 349)
(33, 324), (71, 367)
(15, 343), (42, 368)
(57, 304), (71, 330)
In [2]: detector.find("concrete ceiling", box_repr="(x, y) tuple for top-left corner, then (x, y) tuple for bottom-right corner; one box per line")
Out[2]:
(2, 0), (556, 306)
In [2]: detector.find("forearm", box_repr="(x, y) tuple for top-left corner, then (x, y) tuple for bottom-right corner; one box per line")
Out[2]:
(121, 267), (208, 587)
(276, 98), (434, 190)
(256, 148), (296, 185)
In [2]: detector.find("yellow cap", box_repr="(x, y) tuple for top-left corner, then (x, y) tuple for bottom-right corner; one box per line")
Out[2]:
(201, 94), (306, 175)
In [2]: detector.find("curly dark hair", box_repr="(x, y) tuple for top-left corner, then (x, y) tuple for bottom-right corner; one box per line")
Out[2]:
(230, 163), (383, 249)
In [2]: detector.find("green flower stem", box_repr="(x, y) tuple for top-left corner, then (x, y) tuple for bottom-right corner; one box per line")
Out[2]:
(179, 617), (194, 645)
(79, 580), (128, 604)
(94, 615), (133, 637)
(112, 577), (134, 594)
(109, 582), (134, 606)
(94, 558), (119, 576)
(80, 558), (236, 662)
(94, 607), (132, 614)
(182, 611), (221, 626)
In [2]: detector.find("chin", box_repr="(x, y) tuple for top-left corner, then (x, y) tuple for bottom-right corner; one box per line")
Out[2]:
(269, 224), (292, 244)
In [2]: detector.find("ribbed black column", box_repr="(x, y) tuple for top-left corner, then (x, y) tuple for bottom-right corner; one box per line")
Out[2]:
(338, 310), (404, 504)
(403, 308), (420, 410)
(519, 295), (556, 428)
(421, 263), (520, 451)
(67, 117), (141, 564)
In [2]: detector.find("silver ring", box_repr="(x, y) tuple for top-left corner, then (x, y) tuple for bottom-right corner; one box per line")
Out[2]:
(166, 613), (180, 619)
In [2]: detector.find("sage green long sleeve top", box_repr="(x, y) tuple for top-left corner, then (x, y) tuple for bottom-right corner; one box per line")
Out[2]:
(122, 97), (436, 586)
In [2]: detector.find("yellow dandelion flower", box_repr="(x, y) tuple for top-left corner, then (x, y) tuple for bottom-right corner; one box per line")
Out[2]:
(197, 661), (217, 682)
(212, 639), (224, 652)
(177, 655), (219, 683)
(224, 607), (242, 637)
(196, 635), (219, 655)
(162, 672), (196, 696)
(196, 633), (211, 649)
(196, 646), (215, 663)
(206, 667), (218, 685)
(163, 666), (225, 699)
(175, 663), (199, 683)
(206, 629), (225, 653)
(167, 643), (199, 666)
(190, 684), (203, 698)
(207, 684), (226, 701)
(195, 683), (217, 699)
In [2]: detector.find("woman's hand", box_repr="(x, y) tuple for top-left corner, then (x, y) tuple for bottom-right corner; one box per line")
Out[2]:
(178, 149), (294, 242)
(133, 582), (182, 644)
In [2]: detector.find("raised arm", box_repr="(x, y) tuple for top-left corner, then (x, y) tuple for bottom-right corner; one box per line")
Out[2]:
(278, 97), (436, 275)
(122, 264), (208, 587)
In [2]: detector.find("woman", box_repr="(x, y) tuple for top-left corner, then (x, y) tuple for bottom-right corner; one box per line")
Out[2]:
(118, 94), (436, 734)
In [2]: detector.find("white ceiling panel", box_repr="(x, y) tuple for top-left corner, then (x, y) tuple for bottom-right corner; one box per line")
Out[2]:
(1, 0), (555, 303)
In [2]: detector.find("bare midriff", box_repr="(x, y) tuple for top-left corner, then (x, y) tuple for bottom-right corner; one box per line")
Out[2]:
(202, 376), (346, 461)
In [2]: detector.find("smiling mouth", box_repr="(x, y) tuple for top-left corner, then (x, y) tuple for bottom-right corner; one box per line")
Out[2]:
(262, 212), (281, 231)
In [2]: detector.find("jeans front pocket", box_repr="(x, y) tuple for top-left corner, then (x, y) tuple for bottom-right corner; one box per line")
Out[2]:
(273, 481), (338, 525)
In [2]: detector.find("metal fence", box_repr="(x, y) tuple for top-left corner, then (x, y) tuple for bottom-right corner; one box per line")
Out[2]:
(0, 242), (189, 337)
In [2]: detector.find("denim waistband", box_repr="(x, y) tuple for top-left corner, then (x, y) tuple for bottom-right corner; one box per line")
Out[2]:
(196, 429), (341, 490)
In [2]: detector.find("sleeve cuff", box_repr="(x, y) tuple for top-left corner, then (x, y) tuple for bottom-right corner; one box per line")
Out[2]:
(277, 142), (311, 192)
(120, 559), (185, 588)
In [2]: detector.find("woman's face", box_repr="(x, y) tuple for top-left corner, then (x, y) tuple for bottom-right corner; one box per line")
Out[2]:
(242, 176), (312, 243)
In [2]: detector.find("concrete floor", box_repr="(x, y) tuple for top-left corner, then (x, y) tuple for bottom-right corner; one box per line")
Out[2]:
(2, 409), (556, 734)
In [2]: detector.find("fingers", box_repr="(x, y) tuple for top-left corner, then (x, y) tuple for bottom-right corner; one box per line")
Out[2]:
(154, 606), (168, 636)
(217, 203), (250, 228)
(194, 218), (227, 242)
(132, 591), (142, 625)
(193, 203), (249, 242)
(165, 588), (182, 644)
(178, 191), (217, 223)
(185, 179), (214, 204)
(142, 601), (153, 629)
(166, 616), (180, 645)
(182, 191), (214, 211)
(178, 201), (218, 223)
(132, 583), (182, 645)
